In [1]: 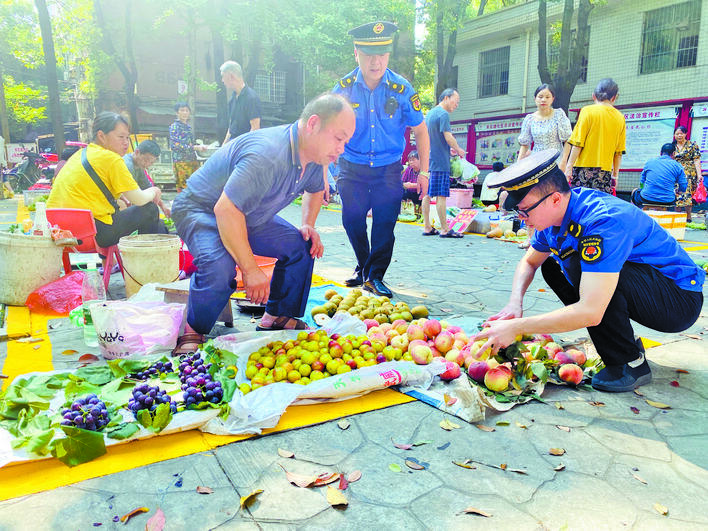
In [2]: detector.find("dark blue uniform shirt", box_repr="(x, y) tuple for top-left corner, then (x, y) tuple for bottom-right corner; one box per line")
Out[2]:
(532, 187), (705, 292)
(332, 68), (424, 167)
(640, 154), (687, 203)
(182, 123), (324, 228)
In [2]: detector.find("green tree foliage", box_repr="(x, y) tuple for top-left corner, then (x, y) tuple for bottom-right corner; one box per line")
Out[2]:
(4, 76), (47, 124)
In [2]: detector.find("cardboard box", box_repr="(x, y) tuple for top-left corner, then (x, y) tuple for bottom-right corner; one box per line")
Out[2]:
(643, 210), (686, 240)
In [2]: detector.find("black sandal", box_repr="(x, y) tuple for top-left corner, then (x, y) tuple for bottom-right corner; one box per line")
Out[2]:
(256, 316), (310, 331)
(422, 228), (440, 236)
(440, 230), (463, 238)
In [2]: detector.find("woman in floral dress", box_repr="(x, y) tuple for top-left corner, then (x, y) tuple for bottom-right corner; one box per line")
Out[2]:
(673, 126), (703, 222)
(169, 102), (206, 192)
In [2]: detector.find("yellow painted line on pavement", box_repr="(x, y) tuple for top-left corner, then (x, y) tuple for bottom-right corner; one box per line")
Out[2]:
(1, 308), (53, 391)
(683, 244), (708, 251)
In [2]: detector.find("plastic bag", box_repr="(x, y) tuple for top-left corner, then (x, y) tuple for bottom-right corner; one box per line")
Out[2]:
(458, 158), (480, 185)
(90, 301), (185, 359)
(693, 179), (707, 203)
(24, 271), (84, 315)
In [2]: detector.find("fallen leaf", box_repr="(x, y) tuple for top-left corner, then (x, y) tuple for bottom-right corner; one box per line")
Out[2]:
(515, 422), (528, 429)
(499, 463), (507, 470)
(391, 438), (412, 450)
(646, 399), (671, 410)
(441, 308), (452, 312)
(444, 394), (458, 406)
(326, 485), (348, 507)
(33, 345), (40, 350)
(556, 425), (571, 432)
(555, 402), (565, 410)
(507, 467), (528, 475)
(196, 486), (213, 494)
(632, 473), (647, 485)
(675, 369), (689, 374)
(62, 349), (79, 356)
(496, 421), (510, 426)
(462, 507), (492, 517)
(78, 354), (99, 363)
(669, 380), (679, 387)
(437, 442), (451, 450)
(476, 424), (495, 432)
(313, 472), (340, 486)
(413, 440), (432, 446)
(280, 465), (318, 488)
(389, 463), (402, 473)
(537, 288), (546, 292)
(15, 336), (42, 343)
(549, 448), (566, 456)
(440, 419), (461, 431)
(250, 317), (256, 323)
(589, 401), (605, 407)
(633, 388), (645, 396)
(653, 502), (668, 516)
(405, 459), (426, 470)
(240, 489), (263, 509)
(119, 507), (149, 523)
(337, 419), (350, 430)
(452, 460), (476, 469)
(338, 475), (349, 490)
(683, 334), (702, 340)
(630, 406), (640, 415)
(277, 448), (294, 458)
(145, 508), (165, 531)
(347, 470), (362, 483)
(554, 464), (565, 471)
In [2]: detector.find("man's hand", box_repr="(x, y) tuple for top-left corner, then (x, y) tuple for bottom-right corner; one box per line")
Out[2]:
(417, 175), (429, 201)
(159, 201), (171, 218)
(242, 267), (270, 305)
(474, 318), (522, 356)
(149, 186), (162, 204)
(455, 148), (466, 158)
(564, 164), (573, 181)
(300, 224), (323, 258)
(116, 197), (129, 211)
(485, 301), (523, 324)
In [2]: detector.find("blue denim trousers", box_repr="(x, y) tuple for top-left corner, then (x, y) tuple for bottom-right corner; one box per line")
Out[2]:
(173, 201), (314, 335)
(337, 159), (404, 281)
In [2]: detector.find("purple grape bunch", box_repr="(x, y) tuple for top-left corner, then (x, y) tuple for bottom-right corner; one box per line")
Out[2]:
(178, 353), (223, 406)
(60, 394), (110, 431)
(128, 383), (177, 416)
(129, 360), (174, 380)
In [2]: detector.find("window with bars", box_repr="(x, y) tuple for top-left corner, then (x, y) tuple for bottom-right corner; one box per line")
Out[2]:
(640, 0), (701, 74)
(547, 28), (589, 83)
(478, 46), (510, 98)
(253, 70), (287, 104)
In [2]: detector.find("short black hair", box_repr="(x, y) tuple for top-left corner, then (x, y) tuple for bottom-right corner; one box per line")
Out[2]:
(492, 162), (505, 172)
(299, 92), (353, 127)
(530, 167), (571, 198)
(593, 78), (619, 101)
(660, 143), (675, 156)
(136, 139), (161, 157)
(92, 112), (130, 139)
(174, 102), (190, 112)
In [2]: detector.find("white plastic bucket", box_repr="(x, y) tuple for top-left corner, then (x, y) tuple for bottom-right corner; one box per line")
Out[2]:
(0, 232), (64, 306)
(118, 234), (181, 298)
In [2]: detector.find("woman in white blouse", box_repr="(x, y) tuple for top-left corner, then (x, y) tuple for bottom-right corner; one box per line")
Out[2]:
(516, 84), (572, 247)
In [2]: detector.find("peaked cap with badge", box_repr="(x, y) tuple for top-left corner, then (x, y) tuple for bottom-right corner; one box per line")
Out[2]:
(486, 149), (564, 211)
(348, 21), (398, 54)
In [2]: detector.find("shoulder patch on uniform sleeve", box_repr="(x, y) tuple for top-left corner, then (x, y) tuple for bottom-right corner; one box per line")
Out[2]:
(388, 81), (405, 94)
(579, 235), (603, 262)
(339, 76), (354, 89)
(568, 221), (583, 238)
(410, 93), (422, 112)
(351, 103), (360, 109)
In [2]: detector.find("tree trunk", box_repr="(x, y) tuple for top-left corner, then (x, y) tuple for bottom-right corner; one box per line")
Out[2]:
(0, 67), (10, 143)
(435, 0), (466, 100)
(537, 0), (551, 85)
(477, 0), (488, 16)
(34, 0), (64, 156)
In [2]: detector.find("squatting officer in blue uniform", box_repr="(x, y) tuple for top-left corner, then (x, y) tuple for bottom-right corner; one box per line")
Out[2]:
(333, 21), (430, 298)
(476, 149), (704, 393)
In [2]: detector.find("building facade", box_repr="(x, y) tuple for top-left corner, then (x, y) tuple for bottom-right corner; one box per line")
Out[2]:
(451, 0), (707, 192)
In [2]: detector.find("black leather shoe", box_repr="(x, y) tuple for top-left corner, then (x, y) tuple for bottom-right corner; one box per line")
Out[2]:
(364, 279), (392, 298)
(345, 272), (363, 287)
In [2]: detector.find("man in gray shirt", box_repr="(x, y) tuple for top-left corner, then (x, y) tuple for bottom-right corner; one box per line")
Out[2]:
(171, 93), (355, 350)
(122, 140), (170, 218)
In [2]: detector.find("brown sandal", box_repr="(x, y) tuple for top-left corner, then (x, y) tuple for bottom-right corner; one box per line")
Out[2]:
(256, 316), (309, 331)
(172, 332), (205, 356)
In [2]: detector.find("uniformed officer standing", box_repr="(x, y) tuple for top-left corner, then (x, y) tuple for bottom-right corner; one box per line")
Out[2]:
(476, 149), (704, 393)
(333, 21), (430, 298)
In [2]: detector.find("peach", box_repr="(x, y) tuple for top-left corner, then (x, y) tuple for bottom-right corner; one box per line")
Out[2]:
(554, 351), (574, 365)
(390, 334), (409, 352)
(367, 326), (381, 337)
(544, 341), (563, 357)
(453, 339), (467, 351)
(410, 344), (433, 365)
(534, 333), (553, 345)
(445, 348), (464, 365)
(439, 320), (450, 329)
(379, 323), (392, 333)
(566, 348), (587, 366)
(408, 339), (427, 352)
(363, 319), (379, 330)
(447, 325), (463, 335)
(467, 360), (489, 383)
(423, 319), (442, 339)
(454, 331), (469, 343)
(429, 345), (441, 358)
(434, 330), (454, 354)
(385, 329), (400, 341)
(484, 366), (511, 392)
(440, 361), (462, 381)
(406, 324), (425, 342)
(558, 363), (583, 385)
(391, 319), (409, 335)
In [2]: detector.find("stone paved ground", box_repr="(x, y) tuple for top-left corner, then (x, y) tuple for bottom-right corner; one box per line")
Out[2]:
(0, 199), (707, 530)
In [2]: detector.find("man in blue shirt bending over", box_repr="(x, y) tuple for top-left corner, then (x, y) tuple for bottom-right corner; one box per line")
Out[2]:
(171, 93), (355, 352)
(631, 143), (687, 208)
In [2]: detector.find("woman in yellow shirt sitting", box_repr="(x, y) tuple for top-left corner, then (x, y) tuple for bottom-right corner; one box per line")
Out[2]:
(48, 112), (164, 248)
(562, 78), (626, 195)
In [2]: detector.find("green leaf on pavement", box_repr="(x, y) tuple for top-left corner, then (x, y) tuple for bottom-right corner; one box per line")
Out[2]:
(74, 365), (113, 385)
(51, 426), (107, 467)
(106, 422), (140, 440)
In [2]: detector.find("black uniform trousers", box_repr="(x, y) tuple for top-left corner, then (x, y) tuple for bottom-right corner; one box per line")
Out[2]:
(541, 255), (703, 366)
(337, 158), (404, 282)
